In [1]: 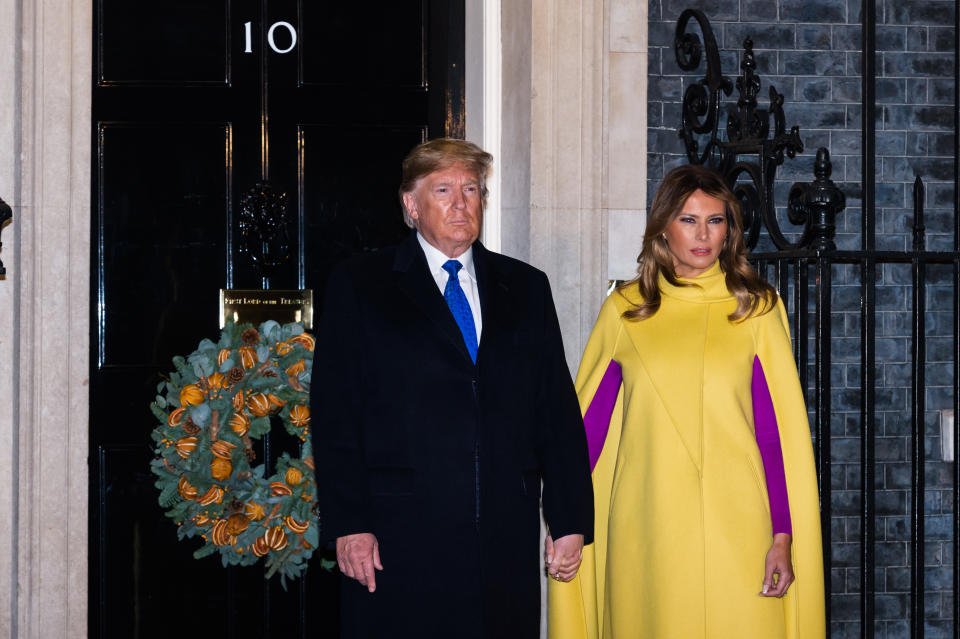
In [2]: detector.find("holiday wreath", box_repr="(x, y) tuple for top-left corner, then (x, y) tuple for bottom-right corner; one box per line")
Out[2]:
(150, 320), (325, 583)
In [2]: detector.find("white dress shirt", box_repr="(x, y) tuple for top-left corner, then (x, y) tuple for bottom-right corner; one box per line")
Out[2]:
(416, 232), (483, 341)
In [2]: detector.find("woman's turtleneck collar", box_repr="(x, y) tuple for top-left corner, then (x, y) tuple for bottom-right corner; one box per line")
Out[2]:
(658, 260), (734, 303)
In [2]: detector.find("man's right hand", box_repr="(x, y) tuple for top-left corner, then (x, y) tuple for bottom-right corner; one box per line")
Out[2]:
(336, 533), (383, 593)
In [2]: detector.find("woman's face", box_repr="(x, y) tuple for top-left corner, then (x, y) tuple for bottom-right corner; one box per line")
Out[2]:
(662, 189), (728, 278)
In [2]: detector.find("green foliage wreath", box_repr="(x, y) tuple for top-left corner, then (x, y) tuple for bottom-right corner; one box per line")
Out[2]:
(149, 320), (326, 583)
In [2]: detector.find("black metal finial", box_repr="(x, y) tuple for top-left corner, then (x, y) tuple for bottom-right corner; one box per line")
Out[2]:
(814, 147), (832, 181)
(0, 197), (11, 277)
(787, 148), (846, 251)
(912, 175), (925, 252)
(734, 39), (764, 135)
(742, 37), (755, 65)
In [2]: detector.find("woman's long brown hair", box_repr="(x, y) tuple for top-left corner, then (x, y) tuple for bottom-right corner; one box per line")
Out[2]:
(621, 164), (776, 322)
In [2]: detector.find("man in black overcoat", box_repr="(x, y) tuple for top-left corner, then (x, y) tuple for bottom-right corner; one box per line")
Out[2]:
(311, 138), (594, 638)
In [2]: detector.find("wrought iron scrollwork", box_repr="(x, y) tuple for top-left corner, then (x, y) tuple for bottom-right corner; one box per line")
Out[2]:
(238, 182), (291, 282)
(674, 12), (823, 251)
(0, 196), (11, 276)
(675, 9), (732, 166)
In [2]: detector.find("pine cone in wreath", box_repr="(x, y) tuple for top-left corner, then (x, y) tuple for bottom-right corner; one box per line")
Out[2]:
(182, 417), (201, 436)
(226, 367), (245, 385)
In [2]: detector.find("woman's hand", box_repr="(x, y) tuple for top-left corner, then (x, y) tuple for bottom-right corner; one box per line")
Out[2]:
(760, 533), (794, 597)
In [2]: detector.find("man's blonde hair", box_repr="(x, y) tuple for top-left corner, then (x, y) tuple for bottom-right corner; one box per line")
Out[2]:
(398, 138), (493, 227)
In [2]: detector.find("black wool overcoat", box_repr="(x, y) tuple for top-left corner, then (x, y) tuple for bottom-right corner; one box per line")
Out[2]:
(310, 231), (594, 638)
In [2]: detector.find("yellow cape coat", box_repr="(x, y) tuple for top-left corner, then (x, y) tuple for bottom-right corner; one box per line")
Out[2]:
(548, 262), (825, 639)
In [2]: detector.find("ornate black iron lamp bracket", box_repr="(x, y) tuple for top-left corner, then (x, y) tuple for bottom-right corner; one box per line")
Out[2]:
(674, 11), (831, 251)
(238, 182), (291, 285)
(0, 196), (11, 276)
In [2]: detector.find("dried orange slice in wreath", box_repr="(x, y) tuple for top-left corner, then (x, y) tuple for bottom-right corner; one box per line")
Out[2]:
(150, 320), (331, 585)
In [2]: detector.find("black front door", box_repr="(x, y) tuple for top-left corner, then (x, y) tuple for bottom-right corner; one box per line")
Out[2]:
(90, 3), (464, 637)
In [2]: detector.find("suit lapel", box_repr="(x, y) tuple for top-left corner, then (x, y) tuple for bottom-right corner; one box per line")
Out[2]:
(393, 232), (474, 363)
(473, 241), (509, 361)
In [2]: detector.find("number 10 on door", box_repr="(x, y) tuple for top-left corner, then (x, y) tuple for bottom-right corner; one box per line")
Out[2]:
(243, 21), (298, 54)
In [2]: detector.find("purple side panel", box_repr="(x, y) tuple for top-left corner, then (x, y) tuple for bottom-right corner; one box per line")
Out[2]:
(583, 360), (623, 471)
(752, 355), (793, 535)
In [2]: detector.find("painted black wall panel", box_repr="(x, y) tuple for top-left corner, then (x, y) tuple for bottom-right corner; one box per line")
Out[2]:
(98, 124), (229, 368)
(299, 1), (425, 88)
(98, 0), (230, 85)
(98, 447), (236, 637)
(299, 124), (425, 298)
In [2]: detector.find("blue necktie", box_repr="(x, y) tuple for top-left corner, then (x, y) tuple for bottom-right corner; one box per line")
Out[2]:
(442, 260), (478, 363)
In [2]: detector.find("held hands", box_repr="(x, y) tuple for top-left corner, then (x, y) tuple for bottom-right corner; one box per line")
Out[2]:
(544, 533), (584, 582)
(760, 532), (794, 597)
(336, 533), (383, 593)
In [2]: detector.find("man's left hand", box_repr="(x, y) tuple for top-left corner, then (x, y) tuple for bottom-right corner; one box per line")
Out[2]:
(544, 533), (584, 582)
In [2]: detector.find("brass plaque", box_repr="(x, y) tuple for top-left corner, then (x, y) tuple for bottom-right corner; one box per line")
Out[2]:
(220, 289), (314, 329)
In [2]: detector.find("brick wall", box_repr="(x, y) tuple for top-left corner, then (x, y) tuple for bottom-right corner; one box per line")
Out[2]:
(647, 1), (956, 636)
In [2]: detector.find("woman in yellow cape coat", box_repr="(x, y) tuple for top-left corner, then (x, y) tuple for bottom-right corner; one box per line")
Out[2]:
(548, 167), (825, 639)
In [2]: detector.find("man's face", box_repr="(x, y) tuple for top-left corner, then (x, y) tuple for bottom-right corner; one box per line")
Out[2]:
(403, 163), (483, 258)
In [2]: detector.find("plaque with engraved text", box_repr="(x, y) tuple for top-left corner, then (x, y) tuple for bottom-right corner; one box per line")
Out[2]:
(220, 289), (313, 329)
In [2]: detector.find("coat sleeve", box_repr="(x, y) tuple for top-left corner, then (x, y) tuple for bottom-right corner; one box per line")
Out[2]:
(537, 272), (595, 543)
(755, 298), (826, 639)
(310, 264), (372, 542)
(548, 293), (626, 639)
(752, 355), (793, 535)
